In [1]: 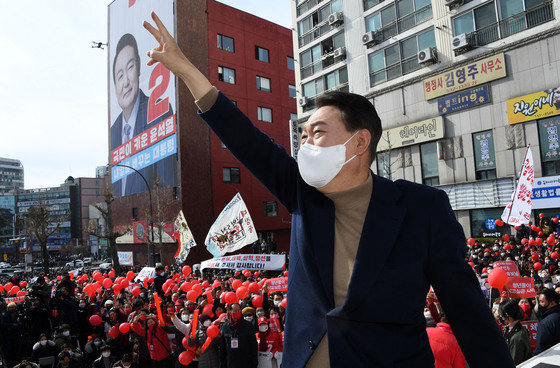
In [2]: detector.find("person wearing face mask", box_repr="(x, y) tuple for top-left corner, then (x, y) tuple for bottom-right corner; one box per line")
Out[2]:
(111, 353), (139, 368)
(219, 303), (257, 368)
(128, 310), (151, 368)
(31, 333), (58, 367)
(131, 313), (173, 367)
(84, 336), (107, 365)
(55, 350), (80, 368)
(535, 288), (560, 354)
(186, 314), (221, 368)
(242, 307), (257, 333)
(268, 308), (282, 333)
(142, 15), (515, 367)
(92, 345), (116, 368)
(1, 302), (23, 367)
(498, 300), (532, 365)
(518, 298), (537, 321)
(426, 313), (465, 368)
(54, 324), (76, 351)
(256, 317), (283, 362)
(153, 265), (168, 297)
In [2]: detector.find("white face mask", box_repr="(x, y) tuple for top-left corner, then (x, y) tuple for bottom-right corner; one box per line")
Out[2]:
(297, 131), (359, 188)
(259, 325), (269, 332)
(62, 331), (70, 337)
(244, 315), (253, 322)
(203, 320), (211, 327)
(181, 315), (189, 322)
(273, 301), (281, 307)
(102, 352), (111, 358)
(40, 340), (48, 346)
(256, 312), (265, 317)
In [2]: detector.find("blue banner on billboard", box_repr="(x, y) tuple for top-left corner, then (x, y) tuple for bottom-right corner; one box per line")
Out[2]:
(438, 85), (491, 115)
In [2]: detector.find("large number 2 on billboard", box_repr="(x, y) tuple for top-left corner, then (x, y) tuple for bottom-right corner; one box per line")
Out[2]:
(147, 63), (170, 124)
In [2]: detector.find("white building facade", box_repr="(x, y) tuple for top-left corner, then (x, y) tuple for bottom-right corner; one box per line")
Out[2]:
(292, 0), (560, 237)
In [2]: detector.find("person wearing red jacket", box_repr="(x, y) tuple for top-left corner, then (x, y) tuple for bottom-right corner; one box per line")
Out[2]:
(256, 316), (283, 361)
(131, 314), (173, 367)
(427, 314), (466, 368)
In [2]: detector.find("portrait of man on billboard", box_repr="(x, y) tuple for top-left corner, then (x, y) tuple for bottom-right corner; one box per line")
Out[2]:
(110, 31), (177, 197)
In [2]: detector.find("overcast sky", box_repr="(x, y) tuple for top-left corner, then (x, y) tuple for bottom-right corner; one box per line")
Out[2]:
(0, 1), (292, 190)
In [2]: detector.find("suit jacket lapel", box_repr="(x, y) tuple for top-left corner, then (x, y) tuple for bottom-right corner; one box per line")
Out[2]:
(343, 174), (406, 314)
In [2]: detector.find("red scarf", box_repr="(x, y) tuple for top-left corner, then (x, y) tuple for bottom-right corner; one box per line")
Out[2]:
(257, 328), (271, 351)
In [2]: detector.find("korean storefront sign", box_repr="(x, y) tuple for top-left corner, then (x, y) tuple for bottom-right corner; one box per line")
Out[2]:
(531, 175), (560, 210)
(377, 116), (444, 151)
(538, 117), (560, 162)
(507, 87), (560, 124)
(473, 130), (496, 170)
(423, 53), (506, 100)
(438, 85), (491, 115)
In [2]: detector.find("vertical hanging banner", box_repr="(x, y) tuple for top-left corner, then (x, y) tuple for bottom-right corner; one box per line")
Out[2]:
(108, 0), (178, 197)
(501, 148), (534, 225)
(204, 193), (258, 257)
(173, 210), (197, 264)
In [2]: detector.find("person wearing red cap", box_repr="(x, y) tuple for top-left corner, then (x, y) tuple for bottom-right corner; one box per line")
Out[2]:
(256, 316), (283, 360)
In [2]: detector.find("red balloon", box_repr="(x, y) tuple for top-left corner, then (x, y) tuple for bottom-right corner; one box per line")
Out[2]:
(182, 266), (192, 276)
(538, 231), (544, 237)
(16, 290), (25, 297)
(243, 270), (251, 278)
(514, 226), (521, 231)
(57, 276), (62, 281)
(536, 238), (543, 246)
(192, 284), (203, 296)
(467, 238), (475, 246)
(224, 291), (238, 304)
(10, 286), (20, 295)
(532, 225), (538, 231)
(554, 218), (559, 223)
(521, 238), (528, 245)
(529, 239), (536, 246)
(201, 281), (210, 289)
(534, 262), (543, 270)
(108, 270), (115, 278)
(187, 290), (198, 302)
(547, 237), (556, 246)
(202, 304), (214, 318)
(488, 268), (508, 290)
(4, 282), (12, 292)
(120, 279), (129, 289)
(284, 271), (289, 277)
(539, 213), (545, 218)
(103, 278), (113, 289)
(19, 281), (27, 288)
(0, 285), (4, 293)
(531, 253), (539, 261)
(180, 282), (192, 292)
(108, 325), (119, 339)
(192, 279), (200, 285)
(89, 315), (102, 326)
(468, 262), (475, 269)
(236, 286), (249, 299)
(536, 227), (542, 232)
(254, 272), (260, 278)
(178, 351), (194, 366)
(502, 234), (509, 242)
(234, 271), (240, 277)
(252, 295), (263, 308)
(552, 252), (559, 260)
(281, 298), (287, 309)
(206, 324), (219, 339)
(182, 337), (190, 349)
(113, 285), (121, 294)
(119, 322), (131, 333)
(148, 278), (153, 283)
(126, 271), (135, 281)
(132, 287), (141, 297)
(232, 280), (242, 291)
(212, 280), (222, 289)
(495, 219), (503, 227)
(249, 282), (260, 293)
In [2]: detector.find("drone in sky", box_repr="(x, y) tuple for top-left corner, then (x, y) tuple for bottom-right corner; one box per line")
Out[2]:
(91, 41), (107, 50)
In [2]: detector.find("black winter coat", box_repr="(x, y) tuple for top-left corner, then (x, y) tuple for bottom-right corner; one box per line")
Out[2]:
(220, 319), (258, 368)
(535, 305), (560, 354)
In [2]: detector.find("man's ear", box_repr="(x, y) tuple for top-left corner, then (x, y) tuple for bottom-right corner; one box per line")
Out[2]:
(355, 129), (371, 157)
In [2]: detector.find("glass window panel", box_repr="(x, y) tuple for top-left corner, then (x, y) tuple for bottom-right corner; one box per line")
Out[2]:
(315, 78), (325, 95)
(453, 12), (475, 35)
(331, 0), (343, 12)
(312, 45), (322, 62)
(319, 5), (331, 22)
(299, 17), (312, 35)
(364, 0), (380, 11)
(289, 85), (297, 98)
(301, 50), (312, 67)
(261, 77), (271, 91)
(366, 13), (382, 32)
(417, 28), (436, 50)
(420, 142), (439, 178)
(400, 37), (418, 59)
(475, 2), (497, 28)
(325, 71), (338, 90)
(525, 0), (545, 9)
(287, 56), (295, 70)
(385, 44), (400, 66)
(339, 67), (348, 85)
(414, 0), (431, 9)
(397, 0), (414, 17)
(381, 5), (396, 26)
(303, 81), (316, 98)
(501, 0), (524, 18)
(333, 32), (345, 49)
(369, 51), (385, 72)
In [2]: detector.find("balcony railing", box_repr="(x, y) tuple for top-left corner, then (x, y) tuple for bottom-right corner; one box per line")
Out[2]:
(465, 1), (553, 47)
(369, 54), (422, 87)
(300, 51), (344, 79)
(370, 4), (432, 45)
(299, 21), (334, 47)
(297, 0), (324, 16)
(302, 82), (350, 111)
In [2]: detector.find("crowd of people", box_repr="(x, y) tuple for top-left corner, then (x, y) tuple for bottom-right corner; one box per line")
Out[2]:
(2, 216), (560, 367)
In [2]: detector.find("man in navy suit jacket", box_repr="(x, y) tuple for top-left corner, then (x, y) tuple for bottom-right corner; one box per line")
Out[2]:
(143, 13), (515, 367)
(110, 33), (176, 197)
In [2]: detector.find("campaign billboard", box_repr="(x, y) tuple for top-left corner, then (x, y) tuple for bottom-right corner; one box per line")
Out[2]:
(531, 175), (560, 209)
(108, 0), (177, 197)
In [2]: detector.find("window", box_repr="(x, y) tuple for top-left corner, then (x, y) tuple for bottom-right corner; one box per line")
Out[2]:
(365, 0), (432, 42)
(217, 34), (234, 52)
(256, 76), (271, 92)
(132, 207), (138, 219)
(538, 116), (560, 176)
(376, 151), (391, 179)
(255, 46), (269, 62)
(364, 0), (382, 11)
(420, 142), (439, 186)
(297, 0), (343, 46)
(289, 85), (297, 98)
(473, 130), (497, 180)
(470, 208), (509, 237)
(263, 201), (278, 217)
(300, 32), (345, 79)
(223, 167), (240, 183)
(287, 56), (295, 70)
(453, 2), (497, 45)
(258, 107), (273, 123)
(302, 67), (348, 110)
(368, 28), (435, 86)
(218, 66), (235, 84)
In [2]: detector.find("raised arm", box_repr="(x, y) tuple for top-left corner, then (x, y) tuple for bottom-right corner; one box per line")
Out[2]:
(143, 12), (299, 211)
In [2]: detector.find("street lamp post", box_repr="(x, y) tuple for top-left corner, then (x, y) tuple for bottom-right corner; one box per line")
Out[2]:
(108, 164), (155, 266)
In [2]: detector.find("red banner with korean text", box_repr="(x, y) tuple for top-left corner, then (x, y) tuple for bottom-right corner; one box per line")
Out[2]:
(133, 220), (148, 244)
(266, 277), (288, 293)
(500, 276), (536, 299)
(493, 261), (521, 277)
(500, 321), (538, 350)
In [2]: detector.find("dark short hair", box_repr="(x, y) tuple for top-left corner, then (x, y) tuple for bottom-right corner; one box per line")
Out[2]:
(499, 299), (523, 321)
(58, 351), (70, 360)
(112, 33), (141, 83)
(155, 265), (165, 272)
(540, 288), (560, 304)
(121, 353), (132, 363)
(316, 91), (382, 165)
